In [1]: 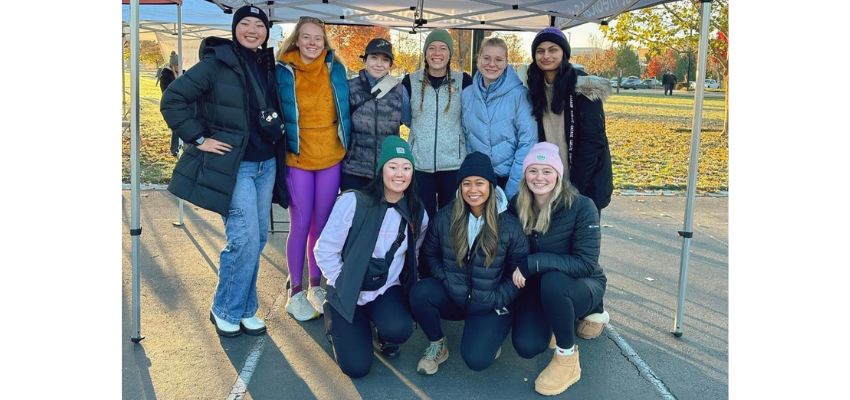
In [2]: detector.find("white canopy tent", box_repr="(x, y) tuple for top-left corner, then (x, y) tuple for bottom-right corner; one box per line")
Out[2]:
(126, 0), (716, 341)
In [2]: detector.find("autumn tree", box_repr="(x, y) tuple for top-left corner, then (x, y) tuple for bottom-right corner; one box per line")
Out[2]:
(325, 24), (391, 72)
(500, 33), (530, 66)
(391, 31), (424, 76)
(604, 0), (728, 131)
(615, 45), (641, 77)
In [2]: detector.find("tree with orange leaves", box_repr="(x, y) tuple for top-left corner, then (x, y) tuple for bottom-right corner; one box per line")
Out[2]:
(325, 24), (391, 73)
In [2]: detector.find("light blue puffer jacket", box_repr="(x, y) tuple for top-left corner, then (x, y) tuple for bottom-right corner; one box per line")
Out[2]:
(461, 66), (537, 199)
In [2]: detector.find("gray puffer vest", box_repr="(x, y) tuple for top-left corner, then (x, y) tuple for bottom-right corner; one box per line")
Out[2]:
(342, 70), (404, 179)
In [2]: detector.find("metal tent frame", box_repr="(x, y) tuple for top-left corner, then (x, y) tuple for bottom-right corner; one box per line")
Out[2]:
(126, 0), (716, 342)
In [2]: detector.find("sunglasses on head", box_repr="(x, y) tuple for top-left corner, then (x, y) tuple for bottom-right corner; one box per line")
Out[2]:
(299, 16), (325, 26)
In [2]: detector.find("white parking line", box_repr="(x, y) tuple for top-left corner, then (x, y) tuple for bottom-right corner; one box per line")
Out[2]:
(227, 337), (266, 400)
(227, 291), (288, 400)
(606, 325), (677, 400)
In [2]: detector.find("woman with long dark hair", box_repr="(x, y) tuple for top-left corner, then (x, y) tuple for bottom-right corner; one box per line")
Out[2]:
(526, 27), (613, 214)
(314, 136), (427, 378)
(410, 152), (528, 375)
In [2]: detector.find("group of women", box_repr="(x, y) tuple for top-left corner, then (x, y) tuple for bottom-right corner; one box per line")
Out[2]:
(160, 5), (613, 396)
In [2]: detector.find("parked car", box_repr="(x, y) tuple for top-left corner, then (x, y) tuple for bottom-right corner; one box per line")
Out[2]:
(620, 76), (642, 89)
(640, 78), (662, 89)
(689, 79), (721, 89)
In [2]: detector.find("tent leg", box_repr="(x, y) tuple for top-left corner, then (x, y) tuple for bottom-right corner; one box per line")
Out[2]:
(672, 0), (713, 338)
(129, 0), (144, 344)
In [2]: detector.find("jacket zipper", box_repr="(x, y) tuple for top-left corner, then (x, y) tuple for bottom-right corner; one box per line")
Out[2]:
(464, 237), (479, 308)
(433, 87), (439, 173)
(374, 97), (379, 178)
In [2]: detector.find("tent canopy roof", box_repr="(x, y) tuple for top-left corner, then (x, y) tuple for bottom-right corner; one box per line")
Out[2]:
(204, 0), (674, 31)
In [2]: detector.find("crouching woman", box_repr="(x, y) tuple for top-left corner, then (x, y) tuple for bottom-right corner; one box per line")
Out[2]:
(314, 136), (428, 378)
(509, 142), (608, 396)
(410, 152), (529, 375)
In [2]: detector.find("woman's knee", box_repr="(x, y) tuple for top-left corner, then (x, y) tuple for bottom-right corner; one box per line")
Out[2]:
(512, 336), (545, 359)
(337, 356), (372, 379)
(461, 349), (496, 371)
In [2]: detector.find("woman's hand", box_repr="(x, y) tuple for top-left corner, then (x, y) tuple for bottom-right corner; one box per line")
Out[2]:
(512, 268), (526, 289)
(196, 138), (233, 155)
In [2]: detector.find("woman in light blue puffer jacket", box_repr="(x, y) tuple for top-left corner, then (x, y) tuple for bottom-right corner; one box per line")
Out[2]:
(461, 36), (538, 200)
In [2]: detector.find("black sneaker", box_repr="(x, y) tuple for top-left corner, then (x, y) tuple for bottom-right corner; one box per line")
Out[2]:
(373, 338), (400, 359)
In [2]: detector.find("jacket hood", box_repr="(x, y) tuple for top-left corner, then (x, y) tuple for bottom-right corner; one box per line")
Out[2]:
(199, 36), (239, 68)
(574, 75), (611, 102)
(473, 65), (524, 102)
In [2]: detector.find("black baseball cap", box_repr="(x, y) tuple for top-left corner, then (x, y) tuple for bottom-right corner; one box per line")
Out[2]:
(361, 38), (394, 61)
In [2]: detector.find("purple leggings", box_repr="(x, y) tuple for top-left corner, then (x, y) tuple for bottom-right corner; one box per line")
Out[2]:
(285, 163), (341, 291)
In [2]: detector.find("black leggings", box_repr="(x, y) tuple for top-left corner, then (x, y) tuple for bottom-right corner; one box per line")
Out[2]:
(415, 170), (457, 220)
(511, 271), (601, 359)
(324, 285), (414, 378)
(409, 278), (510, 371)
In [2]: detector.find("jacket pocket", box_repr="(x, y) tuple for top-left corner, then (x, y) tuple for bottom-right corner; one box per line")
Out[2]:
(203, 129), (246, 175)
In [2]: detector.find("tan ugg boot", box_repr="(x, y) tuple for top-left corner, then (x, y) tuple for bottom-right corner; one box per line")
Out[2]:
(534, 346), (581, 396)
(577, 310), (610, 340)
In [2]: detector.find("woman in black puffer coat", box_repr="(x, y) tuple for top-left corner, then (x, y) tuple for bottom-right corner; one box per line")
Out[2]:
(160, 6), (286, 338)
(508, 142), (608, 397)
(410, 152), (529, 376)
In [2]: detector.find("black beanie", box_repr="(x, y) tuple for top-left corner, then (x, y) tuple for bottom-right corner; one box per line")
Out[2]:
(232, 5), (271, 48)
(531, 27), (571, 61)
(456, 152), (497, 187)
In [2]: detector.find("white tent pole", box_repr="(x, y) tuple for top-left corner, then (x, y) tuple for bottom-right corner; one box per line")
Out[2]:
(177, 3), (183, 77)
(672, 0), (712, 338)
(176, 2), (185, 227)
(130, 0), (144, 343)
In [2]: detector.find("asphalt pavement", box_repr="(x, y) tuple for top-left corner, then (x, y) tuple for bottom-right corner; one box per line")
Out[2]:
(122, 189), (727, 399)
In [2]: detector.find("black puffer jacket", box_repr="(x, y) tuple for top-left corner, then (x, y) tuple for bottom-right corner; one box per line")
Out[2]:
(537, 74), (613, 212)
(161, 37), (287, 215)
(509, 193), (607, 306)
(420, 198), (529, 315)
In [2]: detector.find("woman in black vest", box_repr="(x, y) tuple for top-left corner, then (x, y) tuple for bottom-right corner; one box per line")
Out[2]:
(160, 6), (286, 338)
(509, 142), (608, 396)
(410, 152), (528, 375)
(314, 136), (427, 378)
(341, 38), (411, 191)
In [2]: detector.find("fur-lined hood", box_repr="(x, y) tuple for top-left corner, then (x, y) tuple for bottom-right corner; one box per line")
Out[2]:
(575, 75), (611, 102)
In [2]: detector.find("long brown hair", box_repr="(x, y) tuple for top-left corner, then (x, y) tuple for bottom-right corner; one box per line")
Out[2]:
(449, 183), (500, 267)
(516, 174), (579, 235)
(276, 16), (343, 65)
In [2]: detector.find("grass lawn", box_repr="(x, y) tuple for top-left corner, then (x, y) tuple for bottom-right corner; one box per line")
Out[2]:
(123, 73), (727, 193)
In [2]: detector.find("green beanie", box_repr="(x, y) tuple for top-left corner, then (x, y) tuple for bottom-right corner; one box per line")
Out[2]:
(423, 29), (453, 57)
(376, 136), (415, 173)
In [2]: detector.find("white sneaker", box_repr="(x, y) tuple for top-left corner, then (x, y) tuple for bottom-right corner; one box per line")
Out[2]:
(240, 315), (267, 336)
(306, 286), (327, 314)
(286, 290), (320, 321)
(209, 311), (240, 337)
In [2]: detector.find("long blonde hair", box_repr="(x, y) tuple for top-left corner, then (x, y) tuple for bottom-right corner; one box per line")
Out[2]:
(516, 174), (579, 235)
(276, 17), (343, 65)
(449, 184), (500, 267)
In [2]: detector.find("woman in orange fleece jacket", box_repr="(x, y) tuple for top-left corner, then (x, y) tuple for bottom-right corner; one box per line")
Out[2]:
(275, 16), (351, 322)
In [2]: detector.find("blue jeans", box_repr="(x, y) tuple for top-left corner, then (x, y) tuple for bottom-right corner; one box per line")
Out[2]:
(212, 158), (276, 324)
